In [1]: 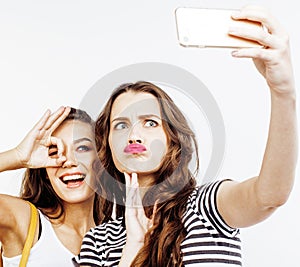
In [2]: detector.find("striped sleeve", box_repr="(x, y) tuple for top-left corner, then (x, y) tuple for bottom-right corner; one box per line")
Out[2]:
(196, 179), (239, 238)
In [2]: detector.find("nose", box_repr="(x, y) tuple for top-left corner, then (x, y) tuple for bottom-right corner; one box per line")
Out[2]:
(62, 149), (78, 168)
(128, 122), (143, 144)
(128, 138), (143, 144)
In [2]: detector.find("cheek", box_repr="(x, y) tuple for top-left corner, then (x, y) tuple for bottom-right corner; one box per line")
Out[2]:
(150, 131), (168, 152)
(149, 139), (168, 160)
(76, 153), (98, 166)
(45, 168), (56, 181)
(109, 133), (128, 173)
(45, 168), (61, 191)
(109, 133), (125, 160)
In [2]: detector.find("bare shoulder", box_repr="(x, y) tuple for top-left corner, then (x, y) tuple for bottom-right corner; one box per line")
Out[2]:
(0, 194), (32, 235)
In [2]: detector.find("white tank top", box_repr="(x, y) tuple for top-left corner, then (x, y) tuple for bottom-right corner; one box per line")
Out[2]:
(2, 210), (75, 267)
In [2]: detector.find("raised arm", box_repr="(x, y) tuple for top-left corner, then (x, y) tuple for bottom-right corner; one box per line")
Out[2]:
(0, 106), (70, 172)
(217, 5), (298, 228)
(0, 106), (70, 246)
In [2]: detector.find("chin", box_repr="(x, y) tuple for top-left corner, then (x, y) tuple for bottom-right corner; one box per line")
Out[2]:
(121, 167), (159, 175)
(117, 160), (161, 174)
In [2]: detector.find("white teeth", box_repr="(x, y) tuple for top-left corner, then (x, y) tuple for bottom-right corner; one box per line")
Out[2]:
(62, 174), (85, 182)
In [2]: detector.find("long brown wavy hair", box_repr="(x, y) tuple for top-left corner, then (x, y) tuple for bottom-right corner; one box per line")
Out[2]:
(95, 81), (199, 266)
(20, 107), (105, 225)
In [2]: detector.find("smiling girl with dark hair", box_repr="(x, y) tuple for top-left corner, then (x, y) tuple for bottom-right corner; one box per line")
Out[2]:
(0, 107), (106, 266)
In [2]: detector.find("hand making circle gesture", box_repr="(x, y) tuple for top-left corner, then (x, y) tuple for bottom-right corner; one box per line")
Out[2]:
(14, 106), (71, 168)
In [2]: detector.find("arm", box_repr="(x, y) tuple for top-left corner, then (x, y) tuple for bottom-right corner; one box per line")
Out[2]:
(217, 5), (297, 228)
(0, 107), (70, 244)
(0, 106), (70, 172)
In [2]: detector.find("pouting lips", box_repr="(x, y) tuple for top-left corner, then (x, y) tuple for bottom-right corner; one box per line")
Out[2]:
(59, 174), (86, 185)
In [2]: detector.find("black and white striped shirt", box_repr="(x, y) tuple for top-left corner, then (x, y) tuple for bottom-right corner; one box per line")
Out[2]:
(73, 179), (242, 266)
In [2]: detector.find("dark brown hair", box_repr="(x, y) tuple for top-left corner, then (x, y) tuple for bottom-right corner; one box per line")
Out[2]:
(20, 108), (104, 225)
(95, 81), (199, 266)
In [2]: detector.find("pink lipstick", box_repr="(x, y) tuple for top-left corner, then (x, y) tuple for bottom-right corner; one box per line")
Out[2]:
(124, 144), (147, 154)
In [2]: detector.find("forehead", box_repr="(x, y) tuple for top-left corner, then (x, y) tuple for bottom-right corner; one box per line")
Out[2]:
(52, 120), (94, 140)
(111, 91), (161, 119)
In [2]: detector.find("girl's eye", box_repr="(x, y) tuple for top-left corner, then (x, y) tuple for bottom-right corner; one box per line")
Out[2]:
(77, 145), (92, 152)
(114, 122), (128, 130)
(144, 120), (158, 127)
(48, 146), (58, 158)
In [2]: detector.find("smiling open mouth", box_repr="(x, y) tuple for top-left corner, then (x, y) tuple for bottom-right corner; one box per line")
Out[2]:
(59, 174), (86, 187)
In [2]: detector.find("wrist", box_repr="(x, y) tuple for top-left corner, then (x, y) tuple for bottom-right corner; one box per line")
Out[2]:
(0, 148), (25, 172)
(270, 91), (296, 109)
(123, 241), (143, 252)
(12, 147), (27, 168)
(270, 85), (296, 101)
(118, 242), (143, 267)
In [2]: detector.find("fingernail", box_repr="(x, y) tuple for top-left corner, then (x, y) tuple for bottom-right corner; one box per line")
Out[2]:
(231, 50), (239, 57)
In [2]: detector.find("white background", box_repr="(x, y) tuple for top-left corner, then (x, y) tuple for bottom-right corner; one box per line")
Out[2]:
(0, 1), (299, 266)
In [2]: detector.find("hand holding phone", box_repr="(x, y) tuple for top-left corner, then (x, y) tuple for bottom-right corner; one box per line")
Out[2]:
(175, 7), (263, 48)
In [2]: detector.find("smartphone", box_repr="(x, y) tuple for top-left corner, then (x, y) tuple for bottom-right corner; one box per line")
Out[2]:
(175, 7), (263, 48)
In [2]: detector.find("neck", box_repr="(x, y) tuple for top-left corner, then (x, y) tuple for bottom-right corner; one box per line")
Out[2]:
(49, 198), (96, 236)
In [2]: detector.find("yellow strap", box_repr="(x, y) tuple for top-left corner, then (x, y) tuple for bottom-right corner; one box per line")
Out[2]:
(19, 202), (38, 267)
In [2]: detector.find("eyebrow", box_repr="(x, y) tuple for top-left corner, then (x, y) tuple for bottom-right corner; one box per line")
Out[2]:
(111, 117), (128, 123)
(111, 114), (162, 123)
(139, 114), (161, 120)
(73, 137), (93, 144)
